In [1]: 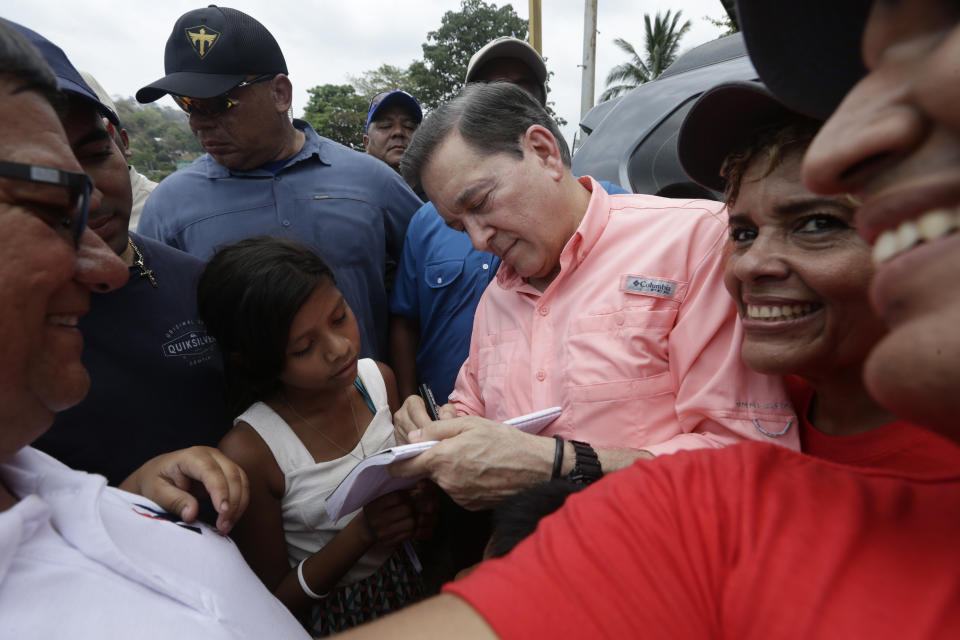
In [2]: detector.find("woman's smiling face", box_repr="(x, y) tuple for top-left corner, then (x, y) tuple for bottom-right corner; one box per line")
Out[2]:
(724, 149), (886, 380)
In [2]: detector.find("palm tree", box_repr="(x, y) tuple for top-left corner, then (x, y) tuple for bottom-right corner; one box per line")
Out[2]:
(600, 10), (692, 102)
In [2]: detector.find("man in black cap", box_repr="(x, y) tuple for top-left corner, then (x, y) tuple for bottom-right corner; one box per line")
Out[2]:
(136, 6), (421, 361)
(4, 20), (232, 488)
(363, 90), (421, 174)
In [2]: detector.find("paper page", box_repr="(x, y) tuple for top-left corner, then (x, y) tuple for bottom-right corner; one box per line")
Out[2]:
(324, 406), (564, 520)
(504, 406), (562, 433)
(325, 440), (438, 520)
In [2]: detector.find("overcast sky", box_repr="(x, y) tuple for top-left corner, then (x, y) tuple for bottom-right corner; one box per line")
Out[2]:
(4, 0), (729, 144)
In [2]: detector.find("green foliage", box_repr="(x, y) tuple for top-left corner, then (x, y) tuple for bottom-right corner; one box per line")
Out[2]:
(704, 14), (739, 37)
(600, 9), (692, 102)
(113, 98), (203, 182)
(349, 64), (414, 100)
(413, 0), (528, 109)
(300, 0), (566, 139)
(301, 84), (368, 150)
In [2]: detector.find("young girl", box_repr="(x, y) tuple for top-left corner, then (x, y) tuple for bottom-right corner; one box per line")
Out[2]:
(198, 237), (431, 636)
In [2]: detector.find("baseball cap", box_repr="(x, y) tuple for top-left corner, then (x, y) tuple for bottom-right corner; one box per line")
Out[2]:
(465, 36), (547, 99)
(79, 71), (120, 122)
(735, 0), (872, 119)
(677, 81), (808, 193)
(365, 91), (422, 131)
(4, 20), (120, 126)
(136, 5), (287, 103)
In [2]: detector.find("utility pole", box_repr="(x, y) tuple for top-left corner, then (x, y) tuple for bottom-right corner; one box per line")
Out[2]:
(580, 0), (598, 120)
(528, 0), (542, 53)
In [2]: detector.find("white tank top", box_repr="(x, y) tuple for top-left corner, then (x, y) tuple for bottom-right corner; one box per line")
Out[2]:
(235, 359), (395, 585)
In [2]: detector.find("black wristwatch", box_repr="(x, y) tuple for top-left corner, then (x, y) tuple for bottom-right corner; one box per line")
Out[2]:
(565, 439), (603, 485)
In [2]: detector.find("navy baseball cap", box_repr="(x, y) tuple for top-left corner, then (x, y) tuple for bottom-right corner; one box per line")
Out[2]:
(4, 19), (120, 126)
(366, 90), (422, 131)
(735, 0), (872, 119)
(137, 5), (287, 103)
(678, 81), (808, 193)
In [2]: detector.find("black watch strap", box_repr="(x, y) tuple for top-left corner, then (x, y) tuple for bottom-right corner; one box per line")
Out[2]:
(565, 439), (602, 485)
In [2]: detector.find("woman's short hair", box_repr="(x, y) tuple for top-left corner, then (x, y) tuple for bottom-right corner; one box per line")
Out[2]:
(720, 116), (822, 206)
(197, 236), (335, 415)
(401, 82), (570, 188)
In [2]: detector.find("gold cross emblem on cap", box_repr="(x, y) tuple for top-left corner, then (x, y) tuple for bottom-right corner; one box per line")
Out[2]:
(184, 26), (220, 59)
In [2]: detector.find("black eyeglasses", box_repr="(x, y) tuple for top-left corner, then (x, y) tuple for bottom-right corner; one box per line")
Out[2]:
(172, 74), (276, 117)
(0, 159), (91, 244)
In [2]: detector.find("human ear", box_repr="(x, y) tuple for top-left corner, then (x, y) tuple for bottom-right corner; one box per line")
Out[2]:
(119, 129), (132, 158)
(271, 74), (294, 113)
(524, 125), (564, 179)
(363, 134), (371, 151)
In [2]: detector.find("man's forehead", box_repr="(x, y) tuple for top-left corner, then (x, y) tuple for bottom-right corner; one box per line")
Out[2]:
(423, 133), (505, 209)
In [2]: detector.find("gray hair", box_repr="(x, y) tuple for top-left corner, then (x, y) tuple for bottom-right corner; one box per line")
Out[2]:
(401, 82), (570, 188)
(0, 20), (62, 110)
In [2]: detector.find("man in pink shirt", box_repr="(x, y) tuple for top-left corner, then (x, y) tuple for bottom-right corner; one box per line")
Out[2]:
(392, 83), (797, 509)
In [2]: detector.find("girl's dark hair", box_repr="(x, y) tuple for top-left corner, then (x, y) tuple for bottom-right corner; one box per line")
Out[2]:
(197, 236), (335, 415)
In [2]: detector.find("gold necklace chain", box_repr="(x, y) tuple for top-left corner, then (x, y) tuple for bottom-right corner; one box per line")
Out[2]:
(127, 237), (158, 288)
(284, 386), (366, 461)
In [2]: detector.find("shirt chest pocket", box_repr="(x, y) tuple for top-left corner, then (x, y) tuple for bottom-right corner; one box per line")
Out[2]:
(293, 196), (384, 268)
(565, 306), (677, 386)
(475, 328), (524, 394)
(424, 259), (464, 289)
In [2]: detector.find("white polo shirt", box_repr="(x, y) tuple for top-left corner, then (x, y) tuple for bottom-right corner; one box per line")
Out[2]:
(0, 447), (310, 639)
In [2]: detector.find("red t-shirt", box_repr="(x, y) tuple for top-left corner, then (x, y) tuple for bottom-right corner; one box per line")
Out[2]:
(788, 374), (960, 472)
(445, 441), (960, 638)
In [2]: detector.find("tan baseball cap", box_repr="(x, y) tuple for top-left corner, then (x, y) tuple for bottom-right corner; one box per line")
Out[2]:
(465, 36), (547, 100)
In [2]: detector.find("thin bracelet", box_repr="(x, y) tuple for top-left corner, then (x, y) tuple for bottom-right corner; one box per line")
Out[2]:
(551, 434), (564, 479)
(297, 557), (328, 600)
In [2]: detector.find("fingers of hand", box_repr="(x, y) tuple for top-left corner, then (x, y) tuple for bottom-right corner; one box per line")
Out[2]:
(393, 396), (433, 444)
(363, 492), (417, 545)
(172, 447), (249, 534)
(437, 403), (457, 420)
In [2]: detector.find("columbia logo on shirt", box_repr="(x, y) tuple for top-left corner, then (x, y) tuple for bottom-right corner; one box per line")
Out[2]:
(623, 275), (677, 299)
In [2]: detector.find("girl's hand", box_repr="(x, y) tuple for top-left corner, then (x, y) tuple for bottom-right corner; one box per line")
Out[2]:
(361, 490), (417, 548)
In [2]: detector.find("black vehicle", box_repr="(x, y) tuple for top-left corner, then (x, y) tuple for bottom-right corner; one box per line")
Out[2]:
(571, 33), (757, 199)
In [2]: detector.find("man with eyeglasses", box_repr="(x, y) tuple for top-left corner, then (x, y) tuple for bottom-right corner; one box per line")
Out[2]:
(0, 21), (312, 637)
(136, 6), (421, 361)
(5, 21), (232, 488)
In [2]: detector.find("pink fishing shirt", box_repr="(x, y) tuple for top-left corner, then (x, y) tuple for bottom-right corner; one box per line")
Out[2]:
(449, 178), (799, 456)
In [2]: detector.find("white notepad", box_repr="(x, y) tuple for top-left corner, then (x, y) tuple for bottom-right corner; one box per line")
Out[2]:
(325, 406), (562, 520)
